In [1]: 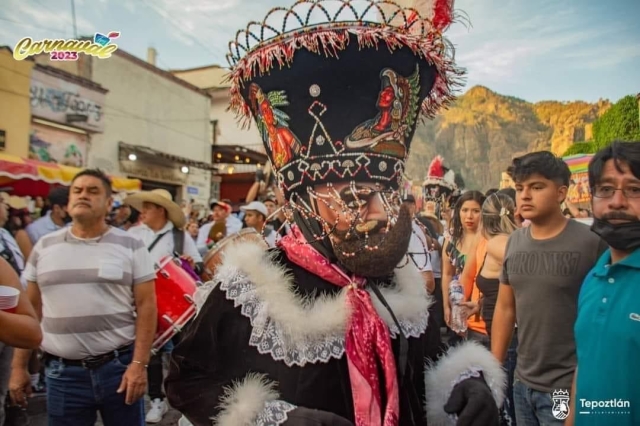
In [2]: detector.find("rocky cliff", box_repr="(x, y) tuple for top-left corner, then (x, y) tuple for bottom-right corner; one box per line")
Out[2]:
(406, 86), (611, 191)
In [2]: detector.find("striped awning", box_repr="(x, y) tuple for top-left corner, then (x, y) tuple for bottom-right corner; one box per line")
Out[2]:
(563, 154), (594, 174)
(0, 152), (141, 195)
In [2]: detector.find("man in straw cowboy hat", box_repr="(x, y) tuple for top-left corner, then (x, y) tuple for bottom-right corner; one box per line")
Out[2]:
(165, 1), (504, 425)
(125, 189), (202, 424)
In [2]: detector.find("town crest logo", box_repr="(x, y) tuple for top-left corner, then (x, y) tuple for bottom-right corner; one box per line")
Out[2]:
(552, 389), (571, 420)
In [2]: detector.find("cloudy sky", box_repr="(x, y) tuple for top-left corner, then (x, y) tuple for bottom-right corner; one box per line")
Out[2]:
(2, 0), (638, 103)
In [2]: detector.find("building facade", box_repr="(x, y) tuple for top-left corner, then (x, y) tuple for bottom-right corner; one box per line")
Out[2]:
(0, 47), (34, 157)
(171, 64), (268, 203)
(29, 64), (108, 168)
(34, 48), (214, 206)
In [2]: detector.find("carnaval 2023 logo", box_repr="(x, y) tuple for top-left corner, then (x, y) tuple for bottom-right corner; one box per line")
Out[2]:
(13, 32), (121, 61)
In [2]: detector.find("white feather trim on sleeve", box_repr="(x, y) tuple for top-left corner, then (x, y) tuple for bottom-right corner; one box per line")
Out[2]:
(424, 341), (507, 425)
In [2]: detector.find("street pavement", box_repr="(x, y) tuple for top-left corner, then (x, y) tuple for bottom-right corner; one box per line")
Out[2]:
(24, 394), (183, 426)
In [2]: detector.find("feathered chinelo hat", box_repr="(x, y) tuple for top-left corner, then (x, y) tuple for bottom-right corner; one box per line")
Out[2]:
(226, 0), (464, 199)
(423, 155), (457, 203)
(226, 6), (465, 423)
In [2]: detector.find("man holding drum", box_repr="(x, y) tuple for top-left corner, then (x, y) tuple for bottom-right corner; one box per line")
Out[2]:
(124, 189), (202, 424)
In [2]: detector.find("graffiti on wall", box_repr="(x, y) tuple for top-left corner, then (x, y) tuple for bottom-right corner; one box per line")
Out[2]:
(30, 69), (105, 132)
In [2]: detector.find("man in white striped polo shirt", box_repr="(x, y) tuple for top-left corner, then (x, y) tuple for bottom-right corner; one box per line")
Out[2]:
(9, 169), (157, 426)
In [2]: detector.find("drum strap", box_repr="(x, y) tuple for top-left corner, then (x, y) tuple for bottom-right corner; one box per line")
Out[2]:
(148, 231), (170, 252)
(147, 229), (185, 256)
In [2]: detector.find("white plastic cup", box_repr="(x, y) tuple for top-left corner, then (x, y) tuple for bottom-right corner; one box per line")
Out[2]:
(0, 285), (19, 313)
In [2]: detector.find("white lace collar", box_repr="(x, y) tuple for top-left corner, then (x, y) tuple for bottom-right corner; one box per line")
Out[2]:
(195, 241), (432, 366)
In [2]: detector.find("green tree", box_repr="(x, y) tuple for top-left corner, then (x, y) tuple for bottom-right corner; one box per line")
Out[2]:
(592, 95), (640, 148)
(562, 141), (598, 157)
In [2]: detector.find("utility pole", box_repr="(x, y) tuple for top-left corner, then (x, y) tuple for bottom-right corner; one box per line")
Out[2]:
(71, 0), (78, 38)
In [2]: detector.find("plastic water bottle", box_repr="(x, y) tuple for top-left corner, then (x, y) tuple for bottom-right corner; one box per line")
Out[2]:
(449, 277), (468, 334)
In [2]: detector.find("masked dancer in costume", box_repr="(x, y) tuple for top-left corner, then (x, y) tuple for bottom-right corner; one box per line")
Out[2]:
(165, 1), (505, 425)
(423, 156), (458, 221)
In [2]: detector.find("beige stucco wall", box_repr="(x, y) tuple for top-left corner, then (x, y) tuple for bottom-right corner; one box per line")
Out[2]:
(172, 66), (229, 90)
(210, 90), (264, 153)
(172, 67), (266, 172)
(0, 49), (33, 157)
(87, 54), (212, 205)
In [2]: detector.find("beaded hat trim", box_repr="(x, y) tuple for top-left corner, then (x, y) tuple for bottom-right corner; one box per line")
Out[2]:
(226, 0), (464, 128)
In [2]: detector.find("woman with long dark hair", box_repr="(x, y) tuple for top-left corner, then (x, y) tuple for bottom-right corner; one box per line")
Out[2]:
(441, 190), (485, 339)
(462, 193), (518, 331)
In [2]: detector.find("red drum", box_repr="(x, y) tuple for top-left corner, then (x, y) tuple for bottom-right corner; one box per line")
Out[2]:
(152, 255), (198, 353)
(201, 228), (268, 282)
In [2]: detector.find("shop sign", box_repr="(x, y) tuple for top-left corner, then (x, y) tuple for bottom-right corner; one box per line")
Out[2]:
(120, 160), (187, 185)
(30, 68), (105, 132)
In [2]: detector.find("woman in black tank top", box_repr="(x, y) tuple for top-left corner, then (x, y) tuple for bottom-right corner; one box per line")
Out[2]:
(475, 260), (500, 336)
(472, 193), (519, 426)
(473, 193), (518, 337)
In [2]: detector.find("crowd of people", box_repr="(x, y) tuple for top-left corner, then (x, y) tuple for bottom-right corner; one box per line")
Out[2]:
(0, 0), (637, 425)
(0, 142), (638, 426)
(0, 171), (292, 424)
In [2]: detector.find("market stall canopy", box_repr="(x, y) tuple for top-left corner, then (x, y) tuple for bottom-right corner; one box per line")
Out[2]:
(563, 154), (594, 174)
(0, 152), (141, 197)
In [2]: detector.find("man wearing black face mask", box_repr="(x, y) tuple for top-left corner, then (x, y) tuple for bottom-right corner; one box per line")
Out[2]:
(567, 141), (640, 426)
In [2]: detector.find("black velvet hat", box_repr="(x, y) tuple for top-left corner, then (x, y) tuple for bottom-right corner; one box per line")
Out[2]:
(227, 0), (463, 197)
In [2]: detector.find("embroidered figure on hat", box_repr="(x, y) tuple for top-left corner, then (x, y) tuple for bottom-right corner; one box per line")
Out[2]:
(249, 83), (302, 169)
(345, 66), (421, 159)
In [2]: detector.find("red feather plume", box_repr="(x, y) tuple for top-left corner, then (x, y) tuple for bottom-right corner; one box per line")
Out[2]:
(432, 0), (454, 31)
(428, 156), (445, 178)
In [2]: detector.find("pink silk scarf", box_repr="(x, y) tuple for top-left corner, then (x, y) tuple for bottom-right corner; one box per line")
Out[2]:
(277, 226), (400, 426)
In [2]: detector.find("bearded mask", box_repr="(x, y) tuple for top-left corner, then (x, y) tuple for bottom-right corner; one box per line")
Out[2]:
(331, 202), (413, 278)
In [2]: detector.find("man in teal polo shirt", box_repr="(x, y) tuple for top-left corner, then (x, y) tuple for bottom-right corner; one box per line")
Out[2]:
(568, 141), (640, 426)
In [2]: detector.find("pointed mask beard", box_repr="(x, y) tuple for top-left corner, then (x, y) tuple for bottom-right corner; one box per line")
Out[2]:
(332, 204), (412, 278)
